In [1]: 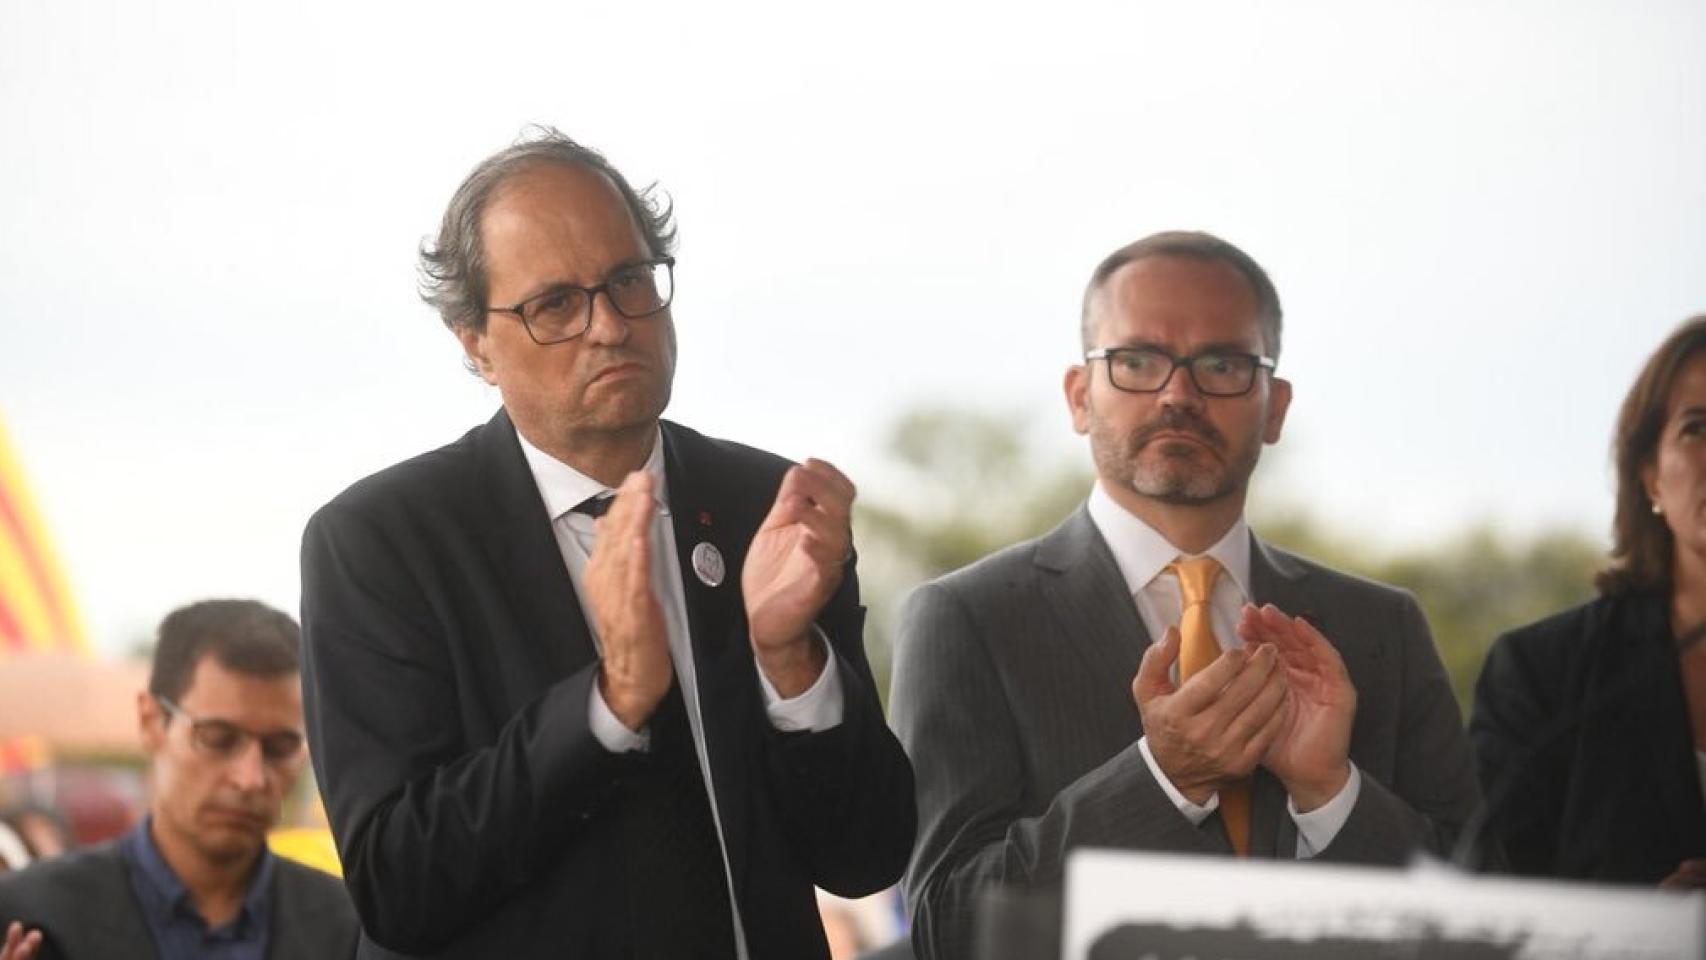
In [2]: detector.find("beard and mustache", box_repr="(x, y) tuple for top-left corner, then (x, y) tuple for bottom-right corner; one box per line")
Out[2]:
(1092, 405), (1262, 505)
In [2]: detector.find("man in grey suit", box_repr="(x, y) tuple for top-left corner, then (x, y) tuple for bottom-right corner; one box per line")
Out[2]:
(890, 231), (1480, 960)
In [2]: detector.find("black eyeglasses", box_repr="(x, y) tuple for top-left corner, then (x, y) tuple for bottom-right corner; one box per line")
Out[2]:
(486, 257), (676, 345)
(1085, 346), (1276, 397)
(157, 696), (305, 764)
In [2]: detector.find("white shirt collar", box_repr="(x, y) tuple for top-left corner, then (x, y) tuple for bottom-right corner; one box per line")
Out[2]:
(1085, 479), (1252, 599)
(515, 426), (669, 522)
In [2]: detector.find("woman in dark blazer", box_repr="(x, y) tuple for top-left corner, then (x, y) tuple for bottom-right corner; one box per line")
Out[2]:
(1471, 314), (1706, 887)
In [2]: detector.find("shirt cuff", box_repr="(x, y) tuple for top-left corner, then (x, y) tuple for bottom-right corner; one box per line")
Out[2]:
(756, 627), (845, 733)
(1289, 764), (1362, 859)
(588, 673), (651, 753)
(1137, 736), (1217, 826)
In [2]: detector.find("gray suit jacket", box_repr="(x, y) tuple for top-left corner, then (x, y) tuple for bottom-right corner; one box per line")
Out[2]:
(890, 507), (1480, 960)
(0, 841), (357, 959)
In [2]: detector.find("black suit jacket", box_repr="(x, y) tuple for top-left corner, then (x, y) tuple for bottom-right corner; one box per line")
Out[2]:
(1470, 591), (1706, 883)
(892, 508), (1480, 960)
(299, 411), (915, 959)
(0, 841), (356, 959)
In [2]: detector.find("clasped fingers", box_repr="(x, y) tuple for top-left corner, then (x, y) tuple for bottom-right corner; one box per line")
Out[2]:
(1138, 644), (1289, 800)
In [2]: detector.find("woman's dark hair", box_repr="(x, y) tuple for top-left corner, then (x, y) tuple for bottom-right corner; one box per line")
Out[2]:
(1598, 314), (1706, 595)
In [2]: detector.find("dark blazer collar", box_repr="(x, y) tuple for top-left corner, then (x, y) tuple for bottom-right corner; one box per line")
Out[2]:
(659, 420), (747, 669)
(1248, 534), (1320, 630)
(474, 408), (599, 675)
(1594, 592), (1706, 850)
(659, 420), (762, 899)
(1033, 506), (1153, 684)
(44, 842), (162, 955)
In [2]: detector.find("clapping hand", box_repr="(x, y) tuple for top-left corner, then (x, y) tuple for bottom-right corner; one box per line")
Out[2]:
(585, 471), (673, 732)
(2, 922), (41, 960)
(742, 459), (855, 697)
(1237, 603), (1356, 811)
(1131, 625), (1290, 804)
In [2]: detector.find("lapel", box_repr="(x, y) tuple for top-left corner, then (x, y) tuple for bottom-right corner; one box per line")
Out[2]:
(82, 845), (161, 958)
(1246, 534), (1316, 858)
(474, 409), (599, 681)
(1034, 507), (1153, 688)
(661, 421), (749, 670)
(1594, 595), (1706, 855)
(660, 420), (756, 898)
(265, 864), (311, 959)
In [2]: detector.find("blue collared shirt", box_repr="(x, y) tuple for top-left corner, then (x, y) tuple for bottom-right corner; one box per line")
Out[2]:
(119, 817), (275, 960)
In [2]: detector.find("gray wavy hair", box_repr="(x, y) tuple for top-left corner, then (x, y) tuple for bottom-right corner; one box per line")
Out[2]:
(418, 125), (677, 333)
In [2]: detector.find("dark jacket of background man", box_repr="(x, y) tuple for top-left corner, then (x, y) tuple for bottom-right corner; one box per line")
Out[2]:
(0, 599), (357, 960)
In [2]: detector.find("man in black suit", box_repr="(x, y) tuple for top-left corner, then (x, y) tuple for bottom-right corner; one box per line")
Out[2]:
(0, 599), (356, 960)
(299, 128), (914, 959)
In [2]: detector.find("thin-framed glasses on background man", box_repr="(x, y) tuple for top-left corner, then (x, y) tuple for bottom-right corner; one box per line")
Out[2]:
(156, 696), (306, 764)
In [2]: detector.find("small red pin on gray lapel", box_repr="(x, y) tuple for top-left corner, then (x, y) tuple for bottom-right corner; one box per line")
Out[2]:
(692, 542), (725, 587)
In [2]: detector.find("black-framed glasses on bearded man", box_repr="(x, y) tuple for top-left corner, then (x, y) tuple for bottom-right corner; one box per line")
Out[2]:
(1085, 345), (1276, 397)
(155, 696), (306, 764)
(485, 256), (676, 345)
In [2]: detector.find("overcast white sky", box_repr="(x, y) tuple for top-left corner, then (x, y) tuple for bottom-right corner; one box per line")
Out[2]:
(3, 0), (1704, 656)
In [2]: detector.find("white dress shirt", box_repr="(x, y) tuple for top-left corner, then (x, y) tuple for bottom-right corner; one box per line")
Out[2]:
(1086, 480), (1360, 857)
(516, 429), (845, 960)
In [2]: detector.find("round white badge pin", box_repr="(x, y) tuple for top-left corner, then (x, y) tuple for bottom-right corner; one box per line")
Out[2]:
(691, 542), (725, 587)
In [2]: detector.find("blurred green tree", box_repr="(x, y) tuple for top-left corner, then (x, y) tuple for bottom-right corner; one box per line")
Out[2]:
(1253, 510), (1601, 709)
(857, 406), (1604, 712)
(853, 408), (1091, 701)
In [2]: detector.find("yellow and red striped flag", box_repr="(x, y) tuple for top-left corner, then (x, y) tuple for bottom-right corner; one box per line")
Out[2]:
(0, 412), (89, 657)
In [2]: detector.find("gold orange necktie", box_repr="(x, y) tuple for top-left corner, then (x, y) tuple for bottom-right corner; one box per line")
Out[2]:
(1169, 555), (1252, 856)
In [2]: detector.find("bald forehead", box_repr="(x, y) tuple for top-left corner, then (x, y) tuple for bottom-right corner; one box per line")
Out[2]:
(483, 164), (644, 246)
(1085, 255), (1262, 347)
(480, 162), (652, 290)
(1104, 256), (1257, 308)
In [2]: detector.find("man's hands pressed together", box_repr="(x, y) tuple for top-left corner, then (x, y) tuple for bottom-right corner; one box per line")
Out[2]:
(585, 471), (673, 733)
(586, 459), (856, 730)
(1240, 604), (1355, 812)
(743, 459), (856, 698)
(1132, 622), (1290, 805)
(1133, 602), (1357, 813)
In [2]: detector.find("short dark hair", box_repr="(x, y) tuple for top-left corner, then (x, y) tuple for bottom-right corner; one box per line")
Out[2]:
(147, 599), (301, 702)
(1080, 230), (1283, 359)
(1598, 314), (1706, 596)
(419, 125), (677, 335)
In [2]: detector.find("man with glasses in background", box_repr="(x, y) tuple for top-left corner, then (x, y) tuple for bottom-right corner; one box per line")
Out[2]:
(298, 128), (913, 959)
(0, 599), (356, 959)
(890, 231), (1481, 960)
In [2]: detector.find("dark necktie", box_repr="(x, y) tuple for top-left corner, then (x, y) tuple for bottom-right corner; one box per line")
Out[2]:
(618, 684), (737, 958)
(572, 488), (736, 956)
(572, 493), (614, 519)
